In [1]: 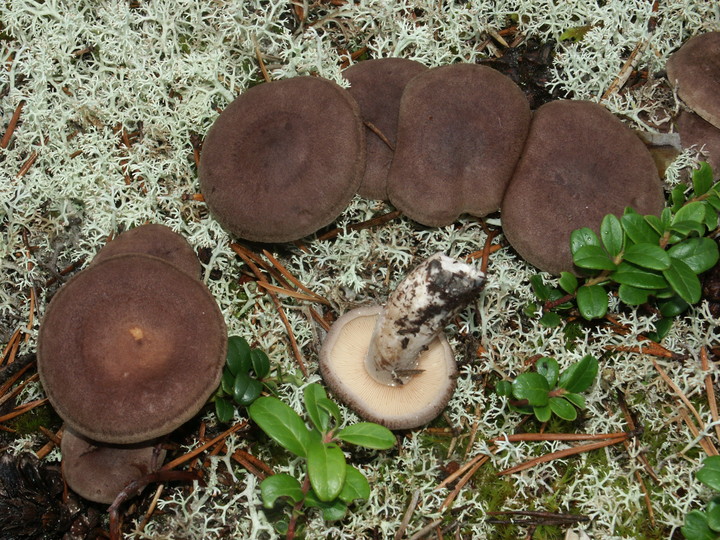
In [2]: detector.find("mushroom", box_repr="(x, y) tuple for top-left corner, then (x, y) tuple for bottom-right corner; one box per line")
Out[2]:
(199, 76), (366, 243)
(37, 253), (227, 444)
(676, 111), (720, 175)
(60, 427), (166, 505)
(501, 100), (666, 275)
(342, 57), (428, 200)
(666, 32), (720, 129)
(386, 63), (531, 226)
(93, 223), (201, 279)
(319, 253), (484, 430)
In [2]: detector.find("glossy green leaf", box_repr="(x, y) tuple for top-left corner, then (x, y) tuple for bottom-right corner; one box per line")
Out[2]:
(671, 184), (688, 211)
(512, 373), (550, 407)
(233, 372), (262, 406)
(706, 498), (720, 532)
(704, 202), (719, 230)
(693, 162), (714, 197)
(658, 295), (690, 317)
(612, 263), (668, 289)
(250, 349), (271, 379)
(707, 194), (720, 212)
(600, 214), (624, 257)
(337, 465), (370, 504)
(337, 422), (395, 449)
(558, 272), (578, 294)
(682, 510), (716, 540)
(663, 257), (702, 304)
(697, 456), (720, 492)
(495, 380), (513, 397)
(549, 397), (577, 421)
(573, 245), (617, 271)
(215, 398), (234, 423)
(644, 214), (665, 235)
(536, 357), (559, 387)
(260, 474), (303, 508)
(530, 274), (552, 301)
(647, 317), (674, 343)
(307, 439), (346, 502)
(248, 397), (312, 457)
(304, 492), (348, 522)
(622, 244), (671, 270)
(563, 392), (586, 409)
(304, 383), (331, 433)
(558, 355), (598, 393)
(668, 237), (719, 274)
(539, 311), (562, 327)
(622, 211), (661, 245)
(617, 283), (651, 306)
(226, 336), (252, 376)
(577, 285), (608, 320)
(670, 220), (707, 240)
(673, 201), (707, 226)
(221, 369), (235, 395)
(570, 227), (601, 255)
(533, 404), (551, 422)
(317, 398), (343, 429)
(661, 207), (673, 229)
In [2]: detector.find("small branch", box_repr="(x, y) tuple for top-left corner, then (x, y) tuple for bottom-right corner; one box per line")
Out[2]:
(701, 346), (720, 444)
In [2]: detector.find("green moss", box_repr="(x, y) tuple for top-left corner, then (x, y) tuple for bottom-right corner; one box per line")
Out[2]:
(9, 404), (61, 435)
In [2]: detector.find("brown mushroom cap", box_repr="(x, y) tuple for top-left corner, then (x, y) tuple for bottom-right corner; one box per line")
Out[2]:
(93, 223), (201, 279)
(199, 76), (365, 243)
(319, 305), (457, 430)
(667, 32), (720, 129)
(677, 110), (720, 175)
(501, 100), (665, 275)
(61, 427), (166, 504)
(38, 254), (227, 444)
(343, 58), (428, 200)
(387, 63), (531, 226)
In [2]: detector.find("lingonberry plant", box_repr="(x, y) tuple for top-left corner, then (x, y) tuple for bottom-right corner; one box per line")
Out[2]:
(683, 456), (720, 540)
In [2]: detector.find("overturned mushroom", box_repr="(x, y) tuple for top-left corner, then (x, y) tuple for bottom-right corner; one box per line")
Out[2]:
(319, 253), (484, 430)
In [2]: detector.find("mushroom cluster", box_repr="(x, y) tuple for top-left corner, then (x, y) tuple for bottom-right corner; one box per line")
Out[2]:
(667, 31), (720, 175)
(37, 224), (227, 503)
(200, 57), (666, 276)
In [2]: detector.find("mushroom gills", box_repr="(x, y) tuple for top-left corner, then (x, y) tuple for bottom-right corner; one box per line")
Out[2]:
(365, 253), (485, 386)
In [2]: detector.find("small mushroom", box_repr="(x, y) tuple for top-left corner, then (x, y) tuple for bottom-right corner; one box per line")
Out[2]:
(343, 57), (428, 200)
(667, 32), (720, 129)
(60, 427), (166, 504)
(199, 76), (365, 243)
(93, 223), (201, 279)
(387, 63), (531, 226)
(37, 253), (227, 444)
(319, 253), (484, 430)
(501, 100), (665, 275)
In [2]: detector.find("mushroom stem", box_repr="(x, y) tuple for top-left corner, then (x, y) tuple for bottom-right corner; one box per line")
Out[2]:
(365, 253), (485, 386)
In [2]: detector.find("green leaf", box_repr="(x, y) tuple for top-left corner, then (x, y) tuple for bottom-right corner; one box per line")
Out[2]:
(563, 392), (586, 409)
(533, 405), (551, 422)
(707, 498), (720, 532)
(671, 184), (688, 212)
(558, 272), (578, 294)
(226, 336), (252, 376)
(617, 283), (651, 306)
(670, 220), (707, 241)
(307, 439), (346, 502)
(536, 357), (559, 387)
(682, 510), (716, 540)
(658, 295), (690, 317)
(220, 369), (235, 395)
(539, 311), (562, 327)
(693, 162), (714, 197)
(704, 202), (719, 230)
(304, 383), (331, 433)
(612, 264), (668, 289)
(495, 380), (513, 397)
(647, 317), (674, 343)
(337, 422), (395, 449)
(707, 194), (720, 212)
(248, 397), (312, 457)
(622, 244), (671, 271)
(215, 398), (234, 423)
(573, 245), (617, 271)
(260, 474), (303, 508)
(317, 398), (343, 429)
(600, 214), (624, 257)
(233, 372), (262, 406)
(644, 214), (665, 235)
(663, 257), (702, 304)
(549, 397), (577, 421)
(304, 492), (348, 521)
(250, 349), (271, 379)
(622, 210), (661, 245)
(668, 237), (719, 274)
(558, 355), (598, 393)
(337, 465), (370, 504)
(570, 227), (601, 255)
(577, 285), (608, 320)
(530, 274), (552, 301)
(673, 201), (707, 226)
(512, 373), (550, 407)
(698, 456), (720, 492)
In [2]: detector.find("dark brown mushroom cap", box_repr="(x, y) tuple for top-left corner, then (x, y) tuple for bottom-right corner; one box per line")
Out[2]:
(93, 224), (202, 279)
(677, 110), (720, 175)
(667, 32), (720, 129)
(343, 58), (428, 200)
(387, 63), (531, 226)
(199, 76), (365, 243)
(38, 254), (227, 444)
(61, 427), (166, 504)
(501, 100), (665, 275)
(319, 305), (457, 430)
